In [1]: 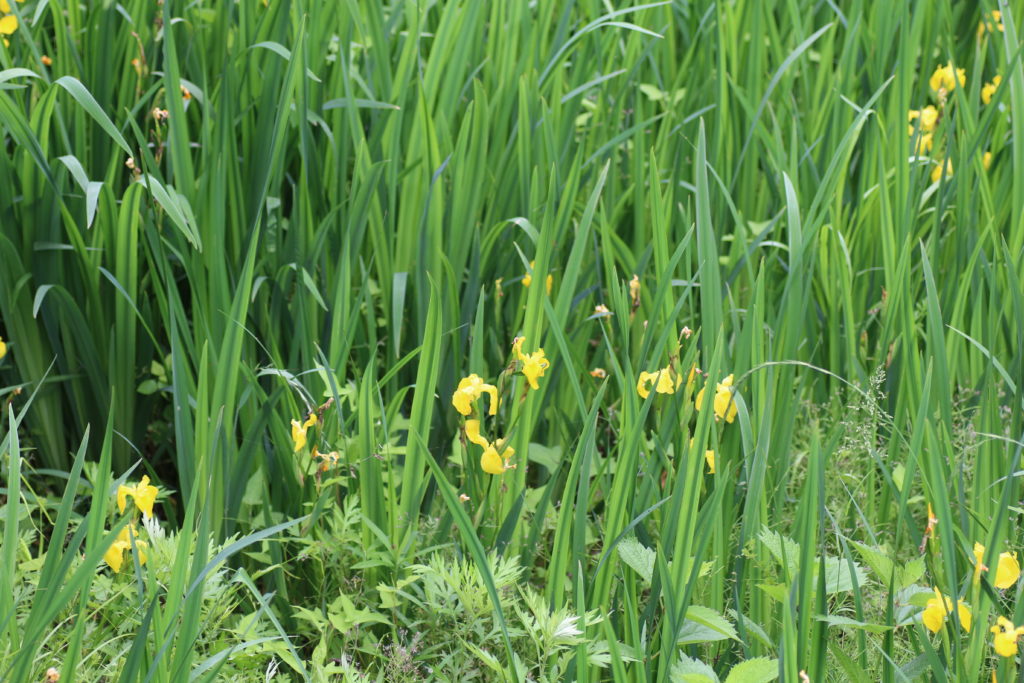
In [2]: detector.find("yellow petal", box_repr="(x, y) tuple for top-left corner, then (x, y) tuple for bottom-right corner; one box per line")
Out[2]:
(957, 600), (972, 632)
(464, 419), (490, 448)
(637, 372), (653, 399)
(480, 444), (505, 475)
(104, 540), (128, 573)
(705, 449), (715, 474)
(0, 337), (6, 360)
(452, 387), (475, 415)
(520, 349), (549, 390)
(974, 542), (988, 583)
(995, 552), (1020, 589)
(0, 14), (17, 35)
(133, 475), (158, 518)
(695, 386), (705, 411)
(0, 1), (10, 13)
(117, 485), (130, 514)
(481, 383), (499, 416)
(291, 419), (307, 452)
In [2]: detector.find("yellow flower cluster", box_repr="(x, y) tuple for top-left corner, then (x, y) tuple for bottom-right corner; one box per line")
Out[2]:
(104, 475), (160, 573)
(977, 10), (1004, 41)
(0, 0), (21, 46)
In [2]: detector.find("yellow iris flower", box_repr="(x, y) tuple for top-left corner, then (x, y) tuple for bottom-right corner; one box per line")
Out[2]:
(921, 588), (971, 633)
(513, 337), (550, 390)
(929, 62), (966, 100)
(982, 76), (1001, 105)
(452, 374), (499, 416)
(636, 366), (682, 399)
(974, 543), (1021, 588)
(695, 373), (738, 423)
(116, 475), (159, 518)
(103, 525), (148, 573)
(907, 106), (939, 134)
(291, 413), (317, 452)
(991, 616), (1024, 657)
(0, 336), (6, 360)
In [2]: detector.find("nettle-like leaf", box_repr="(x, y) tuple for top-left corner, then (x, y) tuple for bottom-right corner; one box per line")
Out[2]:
(617, 535), (656, 584)
(677, 605), (739, 645)
(723, 657), (779, 683)
(671, 653), (719, 683)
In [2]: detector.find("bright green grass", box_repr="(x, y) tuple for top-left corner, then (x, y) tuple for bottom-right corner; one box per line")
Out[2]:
(1, 0), (1023, 680)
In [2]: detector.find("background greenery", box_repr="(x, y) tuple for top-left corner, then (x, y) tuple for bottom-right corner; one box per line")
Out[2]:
(1, 0), (1023, 680)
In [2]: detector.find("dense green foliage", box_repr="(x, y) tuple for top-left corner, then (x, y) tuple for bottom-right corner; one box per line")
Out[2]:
(2, 0), (1024, 680)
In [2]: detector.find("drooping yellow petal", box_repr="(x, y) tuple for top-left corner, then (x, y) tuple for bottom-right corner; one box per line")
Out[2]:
(705, 449), (715, 474)
(957, 600), (972, 632)
(480, 442), (515, 475)
(995, 552), (1020, 589)
(974, 543), (988, 584)
(0, 14), (17, 35)
(104, 540), (129, 573)
(711, 374), (738, 423)
(291, 419), (308, 452)
(480, 383), (499, 416)
(117, 484), (130, 514)
(464, 419), (490, 448)
(983, 152), (993, 171)
(637, 371), (654, 399)
(0, 337), (7, 360)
